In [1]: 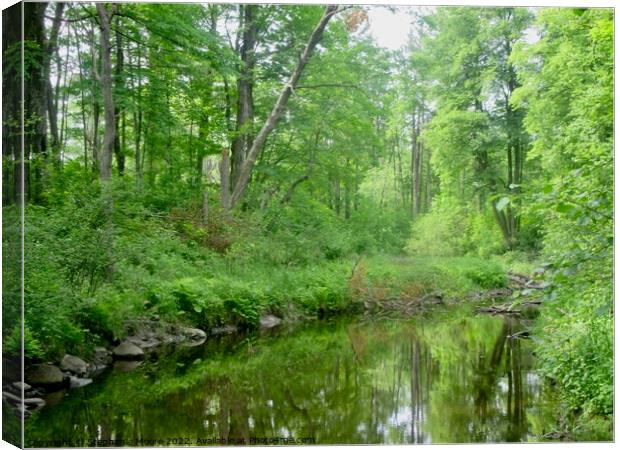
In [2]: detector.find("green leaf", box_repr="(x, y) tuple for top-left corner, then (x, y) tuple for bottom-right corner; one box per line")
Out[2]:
(555, 203), (575, 214)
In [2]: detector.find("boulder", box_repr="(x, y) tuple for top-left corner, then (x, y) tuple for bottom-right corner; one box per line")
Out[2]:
(181, 327), (207, 342)
(259, 315), (282, 330)
(113, 360), (142, 372)
(26, 364), (66, 389)
(112, 341), (145, 360)
(12, 382), (31, 391)
(69, 376), (93, 389)
(91, 347), (112, 375)
(211, 325), (238, 336)
(93, 347), (112, 364)
(23, 397), (46, 412)
(127, 335), (161, 350)
(60, 354), (89, 377)
(2, 391), (21, 405)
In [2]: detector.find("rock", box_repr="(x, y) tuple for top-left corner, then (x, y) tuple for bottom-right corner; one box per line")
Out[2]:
(211, 325), (238, 336)
(181, 327), (207, 342)
(2, 391), (21, 405)
(127, 336), (161, 350)
(113, 360), (142, 372)
(92, 347), (112, 374)
(259, 315), (282, 330)
(12, 382), (31, 391)
(26, 364), (66, 389)
(68, 376), (93, 389)
(60, 354), (89, 377)
(23, 397), (46, 412)
(112, 341), (145, 360)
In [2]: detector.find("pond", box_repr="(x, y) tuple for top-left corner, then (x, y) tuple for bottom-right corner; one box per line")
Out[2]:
(25, 305), (559, 446)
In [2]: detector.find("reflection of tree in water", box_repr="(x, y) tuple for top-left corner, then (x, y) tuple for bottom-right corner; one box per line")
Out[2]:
(25, 310), (552, 446)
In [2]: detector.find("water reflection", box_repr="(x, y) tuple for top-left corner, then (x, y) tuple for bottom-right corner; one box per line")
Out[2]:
(26, 307), (558, 446)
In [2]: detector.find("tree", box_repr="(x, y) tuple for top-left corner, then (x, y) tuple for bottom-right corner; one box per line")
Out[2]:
(96, 3), (116, 181)
(229, 5), (341, 209)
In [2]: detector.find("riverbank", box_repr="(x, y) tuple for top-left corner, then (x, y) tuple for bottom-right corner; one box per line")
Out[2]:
(3, 250), (509, 420)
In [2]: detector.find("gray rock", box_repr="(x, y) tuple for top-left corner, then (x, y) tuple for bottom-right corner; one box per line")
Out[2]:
(23, 397), (46, 411)
(92, 347), (112, 373)
(181, 327), (207, 342)
(26, 364), (66, 389)
(12, 382), (31, 391)
(113, 360), (142, 372)
(259, 314), (282, 329)
(127, 336), (161, 350)
(60, 354), (89, 377)
(2, 391), (21, 404)
(69, 376), (93, 389)
(211, 325), (238, 335)
(112, 341), (145, 360)
(94, 346), (112, 361)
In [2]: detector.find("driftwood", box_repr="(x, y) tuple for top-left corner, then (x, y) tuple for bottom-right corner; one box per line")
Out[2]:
(363, 291), (444, 317)
(476, 305), (521, 315)
(507, 330), (531, 340)
(508, 271), (548, 290)
(476, 299), (543, 317)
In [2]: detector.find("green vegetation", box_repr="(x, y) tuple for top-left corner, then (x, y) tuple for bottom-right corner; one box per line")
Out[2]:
(2, 2), (612, 443)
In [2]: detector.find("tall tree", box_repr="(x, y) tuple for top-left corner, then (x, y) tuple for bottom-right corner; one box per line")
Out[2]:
(229, 5), (341, 209)
(96, 3), (116, 181)
(230, 4), (258, 188)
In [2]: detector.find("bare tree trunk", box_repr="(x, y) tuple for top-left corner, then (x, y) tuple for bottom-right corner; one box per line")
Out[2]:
(220, 148), (231, 210)
(133, 41), (143, 185)
(96, 3), (116, 181)
(229, 5), (340, 209)
(70, 21), (90, 172)
(231, 4), (257, 188)
(411, 112), (421, 217)
(45, 2), (65, 160)
(90, 24), (101, 173)
(113, 23), (125, 176)
(24, 2), (49, 202)
(202, 156), (209, 224)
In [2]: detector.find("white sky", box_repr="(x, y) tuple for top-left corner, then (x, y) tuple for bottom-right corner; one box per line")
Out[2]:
(366, 6), (415, 51)
(365, 5), (540, 50)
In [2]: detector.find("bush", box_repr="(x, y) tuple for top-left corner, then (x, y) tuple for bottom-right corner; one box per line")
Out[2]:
(406, 196), (504, 258)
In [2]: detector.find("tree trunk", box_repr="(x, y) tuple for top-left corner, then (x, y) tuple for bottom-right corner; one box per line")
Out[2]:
(411, 112), (421, 217)
(202, 156), (209, 224)
(220, 148), (231, 209)
(229, 5), (340, 209)
(231, 4), (257, 188)
(134, 41), (143, 185)
(91, 24), (101, 173)
(24, 2), (49, 202)
(45, 2), (65, 160)
(96, 3), (116, 181)
(113, 23), (125, 176)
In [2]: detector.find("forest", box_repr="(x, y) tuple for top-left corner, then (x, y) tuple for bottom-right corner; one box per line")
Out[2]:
(2, 2), (614, 445)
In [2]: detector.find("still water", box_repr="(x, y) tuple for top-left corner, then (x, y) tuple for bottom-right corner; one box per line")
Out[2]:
(26, 306), (558, 446)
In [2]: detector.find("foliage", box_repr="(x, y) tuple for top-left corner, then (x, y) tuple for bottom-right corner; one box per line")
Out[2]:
(406, 196), (504, 257)
(1, 3), (612, 441)
(512, 7), (613, 427)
